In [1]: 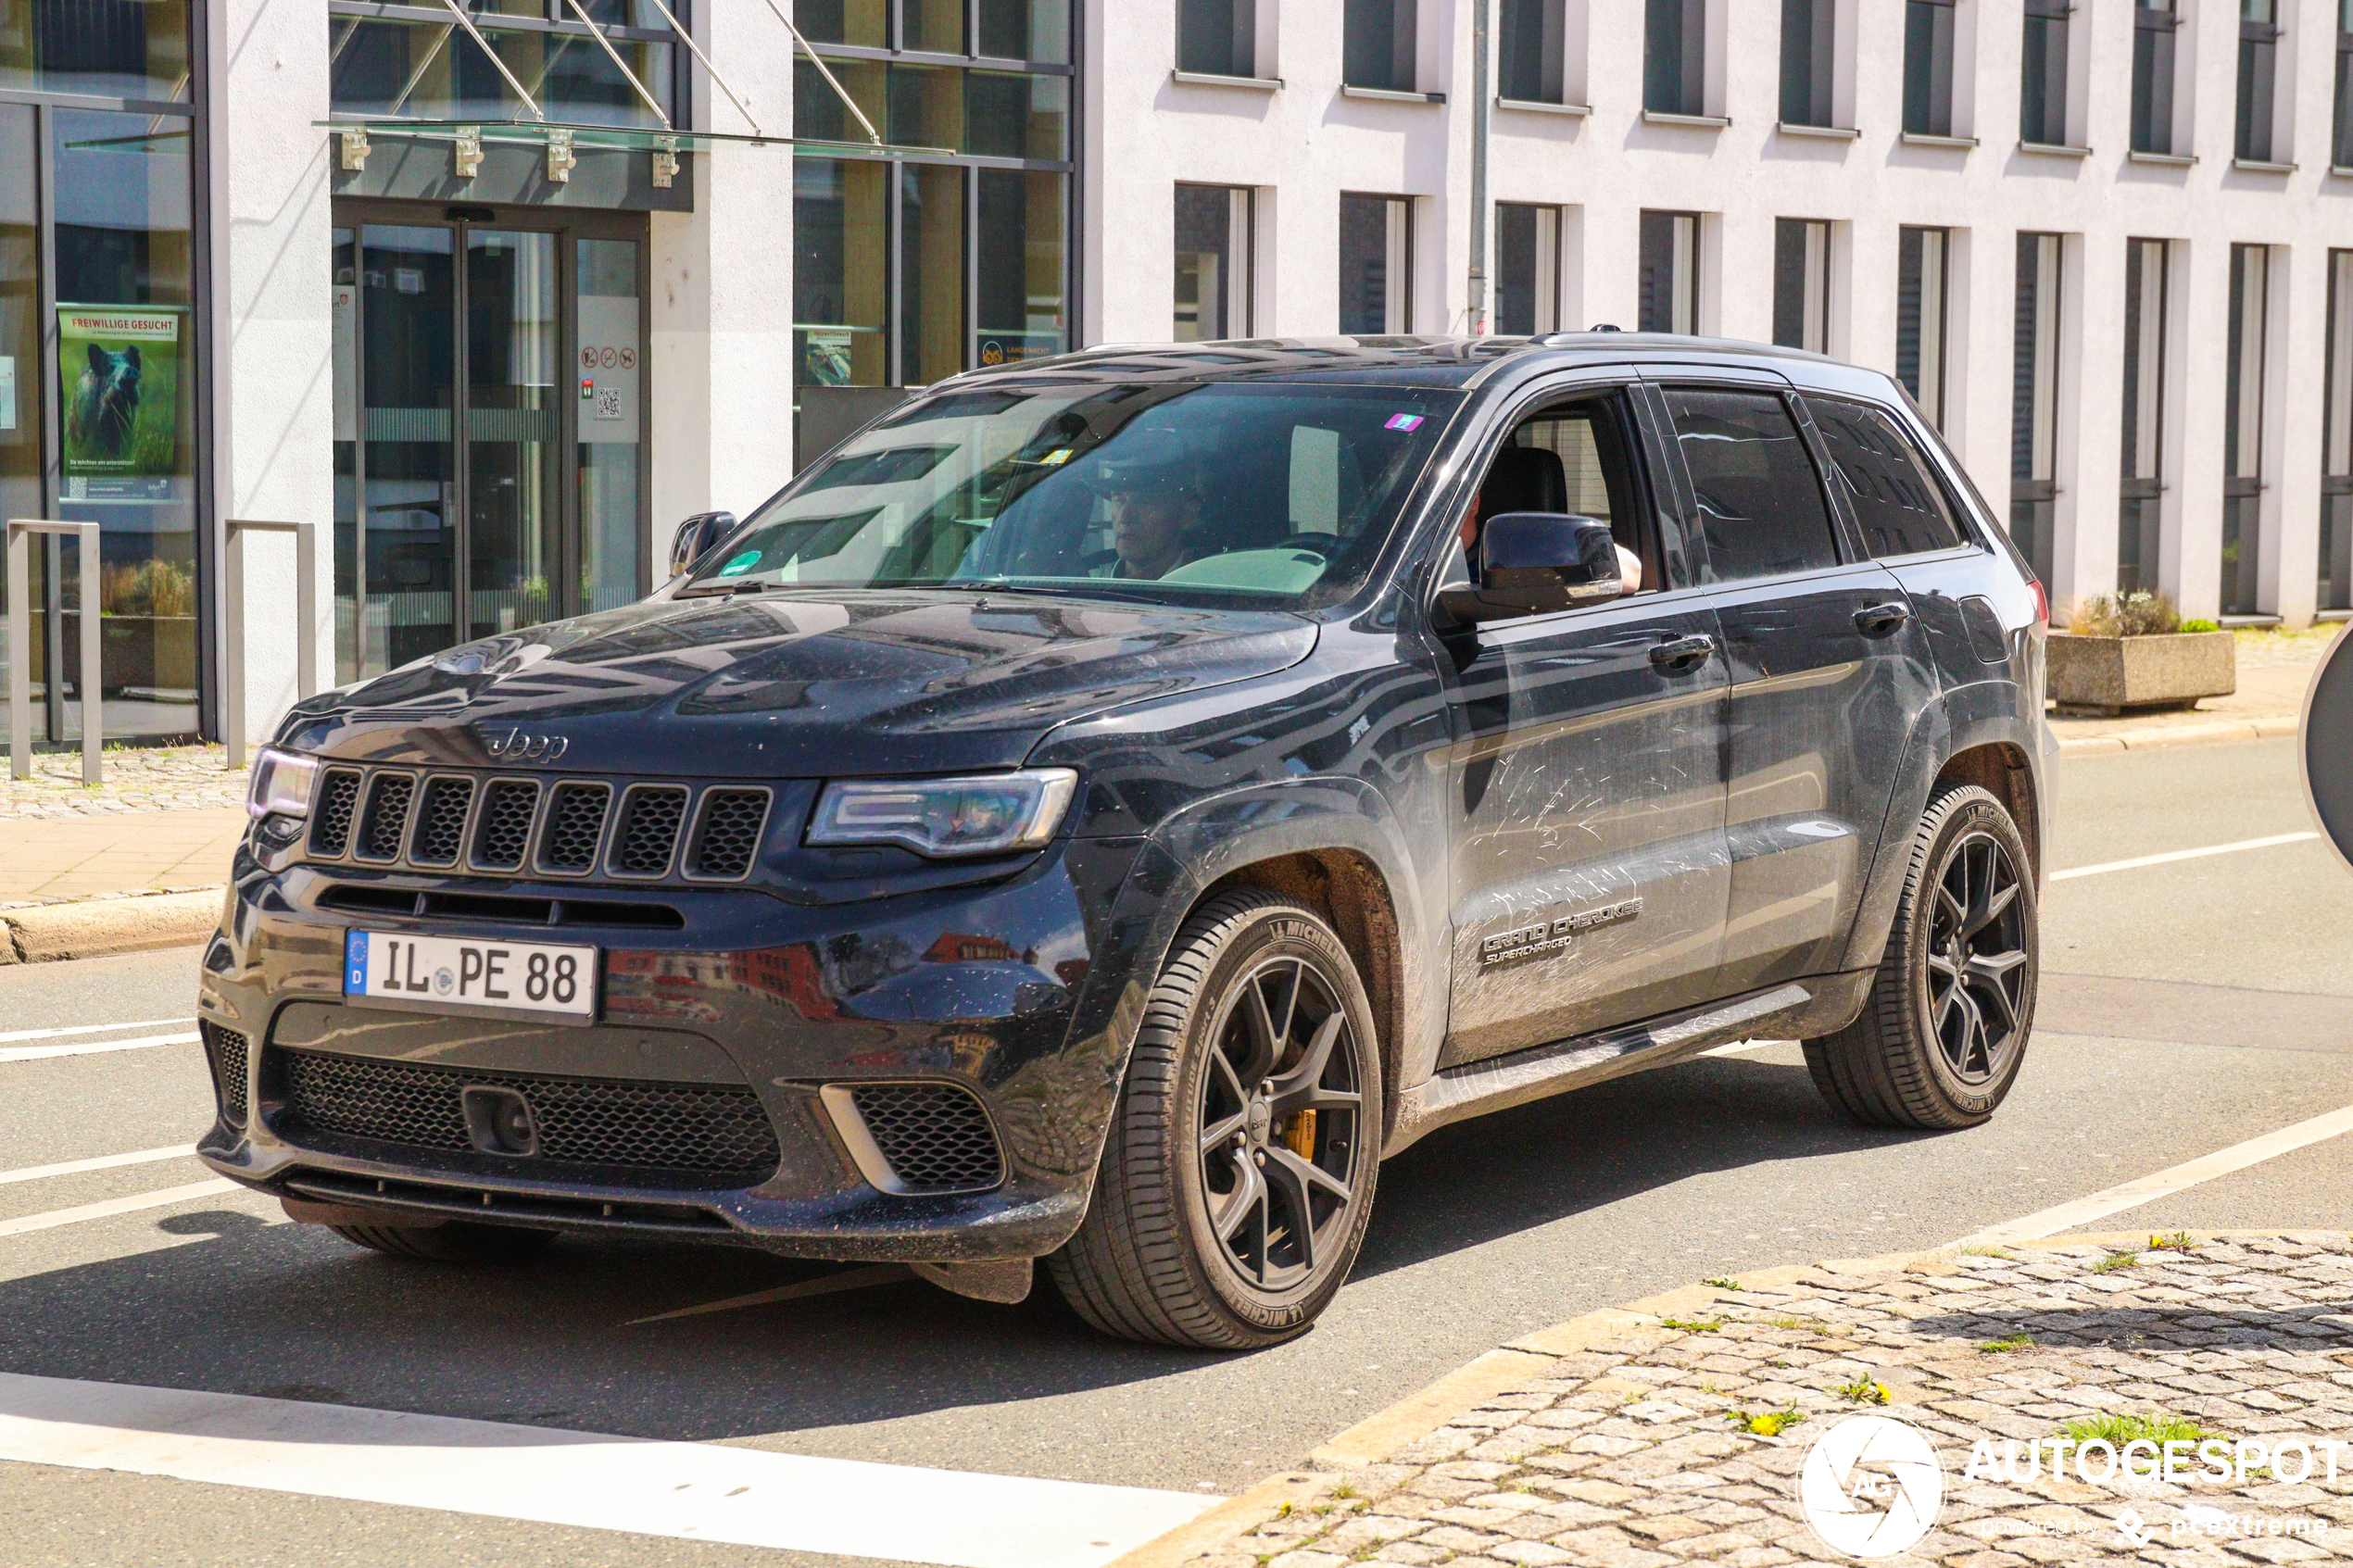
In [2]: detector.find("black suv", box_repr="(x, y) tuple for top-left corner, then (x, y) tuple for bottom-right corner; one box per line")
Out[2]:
(200, 335), (2050, 1348)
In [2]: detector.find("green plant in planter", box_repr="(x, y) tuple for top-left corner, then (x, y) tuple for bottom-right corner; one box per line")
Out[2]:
(2068, 590), (2183, 637)
(2180, 618), (2220, 633)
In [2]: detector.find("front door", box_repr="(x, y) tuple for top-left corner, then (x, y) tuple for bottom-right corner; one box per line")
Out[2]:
(1438, 383), (1731, 1066)
(332, 207), (647, 683)
(1650, 381), (1939, 992)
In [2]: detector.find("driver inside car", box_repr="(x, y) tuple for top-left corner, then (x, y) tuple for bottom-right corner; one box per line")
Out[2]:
(1091, 445), (1208, 581)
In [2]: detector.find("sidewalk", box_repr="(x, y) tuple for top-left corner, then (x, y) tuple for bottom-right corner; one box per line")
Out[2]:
(1162, 1233), (2353, 1568)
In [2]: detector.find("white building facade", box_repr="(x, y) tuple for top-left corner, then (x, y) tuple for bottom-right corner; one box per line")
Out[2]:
(2, 1), (2345, 753)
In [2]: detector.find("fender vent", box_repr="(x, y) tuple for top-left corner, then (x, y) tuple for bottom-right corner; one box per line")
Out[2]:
(200, 1022), (249, 1129)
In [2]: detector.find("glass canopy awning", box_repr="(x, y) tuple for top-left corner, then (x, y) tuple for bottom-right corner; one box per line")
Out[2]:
(325, 0), (944, 185)
(320, 118), (955, 187)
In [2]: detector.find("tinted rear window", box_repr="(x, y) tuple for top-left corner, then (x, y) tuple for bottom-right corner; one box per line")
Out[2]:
(1662, 388), (1841, 583)
(1809, 397), (1969, 558)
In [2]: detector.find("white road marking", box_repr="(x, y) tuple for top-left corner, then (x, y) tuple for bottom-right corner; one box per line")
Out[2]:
(0, 1146), (194, 1186)
(0, 1031), (199, 1064)
(0, 1373), (1219, 1568)
(2050, 832), (2320, 883)
(628, 1264), (913, 1325)
(0, 1179), (239, 1237)
(1957, 1101), (2353, 1246)
(0, 1017), (195, 1045)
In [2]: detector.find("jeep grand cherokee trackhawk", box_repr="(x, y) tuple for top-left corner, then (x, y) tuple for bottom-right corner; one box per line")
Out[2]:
(198, 335), (2051, 1348)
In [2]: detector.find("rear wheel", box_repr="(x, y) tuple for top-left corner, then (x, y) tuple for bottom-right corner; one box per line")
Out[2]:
(326, 1220), (558, 1264)
(1805, 784), (2038, 1129)
(1049, 890), (1381, 1348)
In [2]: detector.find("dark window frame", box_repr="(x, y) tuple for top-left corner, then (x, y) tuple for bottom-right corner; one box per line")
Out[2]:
(1903, 0), (1957, 136)
(1343, 0), (1418, 93)
(1780, 0), (1834, 127)
(2238, 0), (2282, 163)
(1771, 217), (1831, 353)
(2132, 0), (2179, 155)
(2323, 249), (2353, 611)
(1895, 225), (1949, 430)
(1498, 0), (1568, 105)
(2020, 0), (2073, 147)
(2009, 231), (2062, 587)
(1638, 209), (1702, 333)
(1644, 0), (1706, 117)
(2119, 236), (2169, 593)
(1177, 0), (1257, 79)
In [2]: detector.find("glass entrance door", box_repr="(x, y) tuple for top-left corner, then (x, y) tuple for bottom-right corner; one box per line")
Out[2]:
(333, 209), (643, 684)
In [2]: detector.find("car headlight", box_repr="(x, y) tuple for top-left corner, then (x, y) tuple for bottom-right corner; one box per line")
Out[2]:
(807, 769), (1078, 858)
(245, 746), (320, 821)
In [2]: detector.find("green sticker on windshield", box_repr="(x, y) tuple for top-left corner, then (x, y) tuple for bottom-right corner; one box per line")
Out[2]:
(718, 550), (762, 577)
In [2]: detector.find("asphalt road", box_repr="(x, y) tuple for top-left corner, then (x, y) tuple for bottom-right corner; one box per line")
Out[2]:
(0, 736), (2347, 1567)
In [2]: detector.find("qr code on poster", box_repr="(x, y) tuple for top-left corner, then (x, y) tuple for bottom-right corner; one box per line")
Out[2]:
(595, 386), (624, 420)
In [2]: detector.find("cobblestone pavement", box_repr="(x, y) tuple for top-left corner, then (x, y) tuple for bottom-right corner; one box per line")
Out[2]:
(1209, 1235), (2353, 1568)
(0, 743), (247, 819)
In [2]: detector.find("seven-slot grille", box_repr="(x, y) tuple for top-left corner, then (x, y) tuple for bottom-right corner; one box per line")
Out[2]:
(273, 1047), (780, 1182)
(300, 766), (771, 884)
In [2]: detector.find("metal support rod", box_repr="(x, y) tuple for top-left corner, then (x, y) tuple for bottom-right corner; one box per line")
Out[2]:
(1467, 0), (1491, 335)
(222, 520), (321, 772)
(435, 0), (547, 121)
(639, 0), (762, 136)
(6, 519), (102, 786)
(389, 23), (456, 118)
(560, 0), (672, 130)
(758, 0), (882, 146)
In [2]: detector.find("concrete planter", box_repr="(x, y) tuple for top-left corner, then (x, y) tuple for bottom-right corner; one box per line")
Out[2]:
(2047, 629), (2236, 715)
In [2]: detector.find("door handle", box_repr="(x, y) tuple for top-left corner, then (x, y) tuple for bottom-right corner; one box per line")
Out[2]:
(1649, 633), (1716, 672)
(1854, 601), (1913, 636)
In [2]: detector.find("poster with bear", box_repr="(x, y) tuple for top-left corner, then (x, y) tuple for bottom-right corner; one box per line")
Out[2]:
(57, 306), (182, 485)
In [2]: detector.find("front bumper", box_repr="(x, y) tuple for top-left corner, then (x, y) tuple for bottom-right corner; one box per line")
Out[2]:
(195, 833), (1155, 1261)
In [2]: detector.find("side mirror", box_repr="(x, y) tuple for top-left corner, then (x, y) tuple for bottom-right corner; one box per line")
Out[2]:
(668, 511), (738, 579)
(1437, 512), (1626, 625)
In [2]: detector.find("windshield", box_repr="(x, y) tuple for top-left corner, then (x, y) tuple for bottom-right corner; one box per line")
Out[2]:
(686, 382), (1460, 608)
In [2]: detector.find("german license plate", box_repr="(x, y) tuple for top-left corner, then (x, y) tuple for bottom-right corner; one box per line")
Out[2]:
(343, 930), (598, 1022)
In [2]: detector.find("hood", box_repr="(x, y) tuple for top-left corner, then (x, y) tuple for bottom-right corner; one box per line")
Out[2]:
(282, 591), (1317, 778)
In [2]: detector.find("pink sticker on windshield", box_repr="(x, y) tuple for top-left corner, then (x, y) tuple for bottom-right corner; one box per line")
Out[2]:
(1385, 413), (1426, 432)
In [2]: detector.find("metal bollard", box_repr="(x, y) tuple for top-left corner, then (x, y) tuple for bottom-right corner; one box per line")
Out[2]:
(221, 519), (321, 771)
(6, 519), (103, 787)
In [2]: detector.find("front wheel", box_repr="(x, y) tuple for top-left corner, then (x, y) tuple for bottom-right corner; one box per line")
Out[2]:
(1805, 784), (2039, 1129)
(1049, 890), (1382, 1348)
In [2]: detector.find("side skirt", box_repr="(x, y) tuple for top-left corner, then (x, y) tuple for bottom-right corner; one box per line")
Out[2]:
(1383, 971), (1874, 1155)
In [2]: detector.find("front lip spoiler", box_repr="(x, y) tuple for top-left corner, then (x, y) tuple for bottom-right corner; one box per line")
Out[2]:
(279, 1169), (737, 1236)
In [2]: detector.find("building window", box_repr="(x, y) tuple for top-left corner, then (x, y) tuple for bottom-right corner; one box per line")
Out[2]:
(2239, 0), (2282, 163)
(1780, 0), (1834, 127)
(1905, 0), (1957, 136)
(2119, 238), (2169, 595)
(1178, 0), (1257, 78)
(2010, 232), (2063, 586)
(788, 7), (1074, 405)
(1772, 219), (1831, 353)
(1639, 211), (1701, 334)
(2323, 251), (2353, 611)
(1175, 184), (1252, 340)
(328, 1), (681, 129)
(2, 0), (205, 746)
(1344, 0), (1416, 92)
(2133, 0), (2179, 155)
(1496, 204), (1563, 334)
(1499, 0), (1568, 105)
(2021, 0), (2071, 146)
(2337, 1), (2353, 169)
(1645, 0), (1706, 116)
(1896, 227), (1950, 430)
(1340, 194), (1413, 333)
(2223, 243), (2271, 617)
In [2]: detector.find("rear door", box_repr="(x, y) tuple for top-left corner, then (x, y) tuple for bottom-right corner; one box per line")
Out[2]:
(1649, 380), (1938, 993)
(1436, 379), (1731, 1066)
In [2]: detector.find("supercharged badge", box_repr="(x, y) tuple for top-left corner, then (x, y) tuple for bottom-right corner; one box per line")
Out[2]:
(1479, 897), (1642, 967)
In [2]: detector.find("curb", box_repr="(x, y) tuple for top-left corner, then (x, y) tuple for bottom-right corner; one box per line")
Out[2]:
(0, 888), (223, 965)
(2055, 714), (2299, 754)
(1106, 1227), (2353, 1568)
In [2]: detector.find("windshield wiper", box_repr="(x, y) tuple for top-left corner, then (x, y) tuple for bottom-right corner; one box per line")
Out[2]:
(675, 579), (769, 598)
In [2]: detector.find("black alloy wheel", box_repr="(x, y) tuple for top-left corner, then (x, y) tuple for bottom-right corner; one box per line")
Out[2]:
(1805, 783), (2039, 1129)
(1925, 831), (2031, 1084)
(1051, 889), (1383, 1348)
(1195, 954), (1366, 1294)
